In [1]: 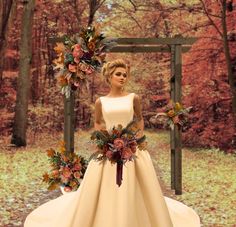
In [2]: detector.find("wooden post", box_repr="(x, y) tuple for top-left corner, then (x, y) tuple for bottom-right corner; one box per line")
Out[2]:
(174, 44), (182, 195)
(64, 91), (75, 154)
(170, 45), (176, 190)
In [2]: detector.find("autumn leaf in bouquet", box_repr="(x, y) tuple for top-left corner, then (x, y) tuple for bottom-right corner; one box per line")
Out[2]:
(52, 25), (117, 98)
(42, 140), (88, 192)
(155, 100), (192, 130)
(89, 120), (147, 187)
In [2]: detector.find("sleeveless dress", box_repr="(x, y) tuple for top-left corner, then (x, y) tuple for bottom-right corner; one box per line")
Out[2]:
(24, 93), (201, 227)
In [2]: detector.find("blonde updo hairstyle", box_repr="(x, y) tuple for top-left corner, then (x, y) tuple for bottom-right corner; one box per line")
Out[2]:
(102, 59), (130, 85)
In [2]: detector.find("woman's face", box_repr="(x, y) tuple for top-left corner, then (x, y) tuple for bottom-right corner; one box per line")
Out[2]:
(109, 67), (128, 88)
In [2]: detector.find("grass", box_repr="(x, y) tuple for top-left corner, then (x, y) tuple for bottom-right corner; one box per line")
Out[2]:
(0, 129), (235, 226)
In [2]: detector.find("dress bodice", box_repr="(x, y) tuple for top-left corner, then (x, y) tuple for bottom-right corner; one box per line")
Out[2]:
(100, 93), (135, 131)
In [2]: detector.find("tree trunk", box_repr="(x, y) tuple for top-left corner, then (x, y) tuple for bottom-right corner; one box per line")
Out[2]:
(0, 0), (15, 82)
(11, 0), (35, 147)
(221, 0), (236, 115)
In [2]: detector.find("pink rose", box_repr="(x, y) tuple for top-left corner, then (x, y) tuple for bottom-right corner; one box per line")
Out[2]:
(64, 186), (72, 192)
(122, 147), (133, 159)
(72, 44), (84, 58)
(62, 167), (72, 178)
(73, 163), (82, 171)
(74, 57), (80, 64)
(73, 172), (81, 179)
(106, 150), (113, 159)
(113, 138), (125, 150)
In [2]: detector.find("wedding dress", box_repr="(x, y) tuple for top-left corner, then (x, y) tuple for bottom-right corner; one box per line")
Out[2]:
(24, 92), (201, 227)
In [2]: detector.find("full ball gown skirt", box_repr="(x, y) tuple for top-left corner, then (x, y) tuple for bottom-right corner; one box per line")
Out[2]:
(24, 93), (201, 227)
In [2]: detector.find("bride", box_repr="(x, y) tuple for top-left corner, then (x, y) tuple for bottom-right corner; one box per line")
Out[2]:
(24, 59), (201, 227)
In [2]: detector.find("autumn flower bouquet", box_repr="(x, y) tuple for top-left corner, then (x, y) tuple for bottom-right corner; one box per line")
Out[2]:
(155, 100), (192, 130)
(42, 141), (88, 192)
(53, 26), (116, 98)
(89, 120), (146, 187)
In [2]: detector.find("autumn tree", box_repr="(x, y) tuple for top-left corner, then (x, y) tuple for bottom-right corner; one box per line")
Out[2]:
(11, 0), (36, 146)
(0, 0), (16, 82)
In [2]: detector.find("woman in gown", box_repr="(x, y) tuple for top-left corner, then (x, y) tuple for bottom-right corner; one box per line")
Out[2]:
(24, 59), (201, 227)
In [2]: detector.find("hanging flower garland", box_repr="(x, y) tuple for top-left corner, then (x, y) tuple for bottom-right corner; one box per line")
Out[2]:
(53, 26), (116, 98)
(155, 100), (192, 130)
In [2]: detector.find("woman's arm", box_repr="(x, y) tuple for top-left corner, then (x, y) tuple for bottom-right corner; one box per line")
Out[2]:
(133, 94), (144, 138)
(94, 98), (105, 130)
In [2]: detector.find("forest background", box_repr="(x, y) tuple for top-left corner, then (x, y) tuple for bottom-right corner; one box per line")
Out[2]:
(0, 0), (236, 226)
(1, 0), (236, 151)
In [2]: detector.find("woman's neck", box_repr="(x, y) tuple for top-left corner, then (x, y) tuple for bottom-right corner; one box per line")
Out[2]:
(107, 88), (127, 97)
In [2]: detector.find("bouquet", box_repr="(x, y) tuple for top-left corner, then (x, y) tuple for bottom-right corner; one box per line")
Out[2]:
(53, 26), (116, 98)
(42, 141), (88, 192)
(89, 120), (146, 187)
(155, 100), (192, 130)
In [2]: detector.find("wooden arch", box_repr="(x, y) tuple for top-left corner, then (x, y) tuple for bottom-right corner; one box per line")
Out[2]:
(50, 35), (197, 195)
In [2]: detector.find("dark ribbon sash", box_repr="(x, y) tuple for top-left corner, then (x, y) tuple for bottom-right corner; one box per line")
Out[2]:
(116, 160), (123, 187)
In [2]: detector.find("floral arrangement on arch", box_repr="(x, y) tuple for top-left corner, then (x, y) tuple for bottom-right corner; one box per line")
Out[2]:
(42, 141), (88, 192)
(53, 26), (116, 98)
(89, 120), (147, 187)
(155, 100), (192, 130)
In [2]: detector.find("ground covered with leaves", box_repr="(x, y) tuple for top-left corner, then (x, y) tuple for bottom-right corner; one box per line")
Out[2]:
(0, 130), (235, 226)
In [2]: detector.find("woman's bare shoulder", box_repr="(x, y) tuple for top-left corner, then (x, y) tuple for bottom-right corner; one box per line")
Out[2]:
(95, 97), (102, 106)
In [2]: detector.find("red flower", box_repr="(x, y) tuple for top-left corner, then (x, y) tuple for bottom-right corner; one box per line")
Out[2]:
(113, 138), (125, 150)
(122, 147), (133, 159)
(72, 44), (84, 59)
(73, 163), (82, 171)
(106, 150), (113, 159)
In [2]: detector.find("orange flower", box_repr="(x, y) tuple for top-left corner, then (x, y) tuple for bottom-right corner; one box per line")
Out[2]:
(88, 41), (96, 51)
(54, 42), (65, 54)
(42, 173), (50, 182)
(57, 75), (68, 86)
(167, 110), (175, 118)
(46, 148), (55, 157)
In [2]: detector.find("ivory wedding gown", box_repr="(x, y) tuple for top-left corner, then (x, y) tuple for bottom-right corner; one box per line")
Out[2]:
(24, 93), (201, 227)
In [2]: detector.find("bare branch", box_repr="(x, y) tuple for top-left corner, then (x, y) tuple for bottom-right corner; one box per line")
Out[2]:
(199, 0), (223, 37)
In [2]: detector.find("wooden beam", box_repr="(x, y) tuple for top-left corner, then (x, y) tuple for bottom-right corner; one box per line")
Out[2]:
(48, 37), (198, 46)
(108, 37), (198, 45)
(109, 45), (191, 53)
(170, 45), (176, 190)
(174, 44), (182, 195)
(64, 92), (75, 154)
